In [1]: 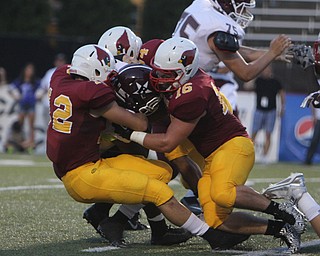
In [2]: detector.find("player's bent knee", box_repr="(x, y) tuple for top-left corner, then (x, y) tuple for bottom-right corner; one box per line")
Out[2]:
(211, 189), (235, 208)
(147, 159), (173, 183)
(143, 179), (174, 206)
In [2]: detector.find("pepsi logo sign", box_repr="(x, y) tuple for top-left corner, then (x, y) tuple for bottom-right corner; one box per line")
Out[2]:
(294, 116), (313, 147)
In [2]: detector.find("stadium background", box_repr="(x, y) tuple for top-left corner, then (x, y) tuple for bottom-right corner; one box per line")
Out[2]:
(0, 0), (319, 163)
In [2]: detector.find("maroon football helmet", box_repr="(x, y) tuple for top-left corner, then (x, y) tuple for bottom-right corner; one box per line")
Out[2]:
(138, 39), (164, 66)
(112, 64), (162, 116)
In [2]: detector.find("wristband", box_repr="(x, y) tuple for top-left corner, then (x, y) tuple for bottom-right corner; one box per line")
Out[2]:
(130, 131), (147, 145)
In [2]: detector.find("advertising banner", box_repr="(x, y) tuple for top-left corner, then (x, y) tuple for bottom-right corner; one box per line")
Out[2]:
(279, 93), (319, 163)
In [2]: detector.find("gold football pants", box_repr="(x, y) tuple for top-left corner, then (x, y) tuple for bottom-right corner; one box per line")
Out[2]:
(198, 136), (255, 228)
(61, 154), (174, 206)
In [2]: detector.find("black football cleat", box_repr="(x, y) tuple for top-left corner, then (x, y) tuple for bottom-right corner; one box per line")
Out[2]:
(83, 204), (109, 234)
(97, 217), (127, 247)
(124, 212), (150, 231)
(203, 228), (250, 250)
(151, 226), (193, 246)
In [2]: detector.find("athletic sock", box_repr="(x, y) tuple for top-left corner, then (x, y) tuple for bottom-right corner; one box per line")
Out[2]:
(148, 218), (168, 238)
(118, 204), (144, 219)
(298, 192), (320, 221)
(93, 202), (113, 212)
(181, 213), (209, 236)
(263, 201), (295, 225)
(110, 210), (129, 225)
(264, 219), (285, 235)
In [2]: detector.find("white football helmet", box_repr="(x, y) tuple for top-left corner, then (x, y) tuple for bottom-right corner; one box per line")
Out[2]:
(209, 0), (255, 28)
(150, 37), (199, 92)
(69, 44), (115, 82)
(98, 26), (142, 59)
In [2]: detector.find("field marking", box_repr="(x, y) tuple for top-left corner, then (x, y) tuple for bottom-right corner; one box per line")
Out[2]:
(215, 239), (320, 255)
(80, 239), (320, 254)
(0, 184), (64, 191)
(0, 159), (51, 167)
(81, 246), (120, 252)
(245, 177), (320, 187)
(1, 177), (320, 192)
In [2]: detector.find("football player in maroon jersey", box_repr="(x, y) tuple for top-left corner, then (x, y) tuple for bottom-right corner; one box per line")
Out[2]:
(85, 35), (202, 244)
(115, 37), (305, 254)
(83, 64), (195, 246)
(86, 32), (199, 244)
(46, 44), (248, 250)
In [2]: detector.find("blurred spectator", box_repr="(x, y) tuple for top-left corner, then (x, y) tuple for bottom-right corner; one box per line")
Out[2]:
(0, 67), (7, 86)
(8, 63), (40, 151)
(3, 120), (31, 154)
(251, 64), (285, 163)
(36, 53), (67, 126)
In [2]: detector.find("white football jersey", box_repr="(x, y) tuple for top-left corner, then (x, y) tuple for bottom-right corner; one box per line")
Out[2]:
(173, 0), (245, 72)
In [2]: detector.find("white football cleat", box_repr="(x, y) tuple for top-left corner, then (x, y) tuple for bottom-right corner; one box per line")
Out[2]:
(262, 173), (307, 203)
(278, 201), (306, 234)
(274, 223), (301, 254)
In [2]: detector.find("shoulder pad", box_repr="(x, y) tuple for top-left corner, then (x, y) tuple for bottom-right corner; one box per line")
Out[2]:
(213, 31), (239, 53)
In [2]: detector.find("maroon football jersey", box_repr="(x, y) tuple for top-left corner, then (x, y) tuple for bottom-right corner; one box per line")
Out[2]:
(168, 69), (248, 158)
(46, 65), (116, 179)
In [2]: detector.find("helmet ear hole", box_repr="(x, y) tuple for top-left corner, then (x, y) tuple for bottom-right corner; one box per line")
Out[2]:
(69, 44), (115, 82)
(151, 37), (199, 90)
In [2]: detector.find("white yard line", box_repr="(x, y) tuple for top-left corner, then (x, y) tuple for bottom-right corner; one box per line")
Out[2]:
(0, 184), (64, 191)
(1, 177), (320, 192)
(245, 177), (320, 187)
(80, 240), (320, 254)
(0, 159), (51, 167)
(210, 239), (320, 255)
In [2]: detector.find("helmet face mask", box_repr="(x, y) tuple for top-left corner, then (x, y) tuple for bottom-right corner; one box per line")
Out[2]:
(112, 64), (162, 116)
(149, 37), (199, 93)
(210, 0), (255, 28)
(98, 26), (142, 60)
(69, 44), (115, 81)
(149, 67), (182, 93)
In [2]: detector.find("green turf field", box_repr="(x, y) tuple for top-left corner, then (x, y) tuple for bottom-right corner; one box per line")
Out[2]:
(1, 153), (320, 256)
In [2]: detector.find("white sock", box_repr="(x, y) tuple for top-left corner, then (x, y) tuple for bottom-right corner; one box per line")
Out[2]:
(119, 204), (144, 219)
(181, 213), (209, 236)
(184, 189), (196, 198)
(297, 192), (320, 221)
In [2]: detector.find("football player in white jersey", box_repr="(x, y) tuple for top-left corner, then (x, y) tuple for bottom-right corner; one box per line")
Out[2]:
(173, 0), (291, 81)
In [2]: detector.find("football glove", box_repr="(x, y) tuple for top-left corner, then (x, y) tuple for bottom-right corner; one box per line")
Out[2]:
(300, 90), (320, 108)
(112, 124), (133, 143)
(287, 44), (315, 70)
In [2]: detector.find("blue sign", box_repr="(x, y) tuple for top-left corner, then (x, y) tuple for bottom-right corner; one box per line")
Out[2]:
(279, 93), (320, 163)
